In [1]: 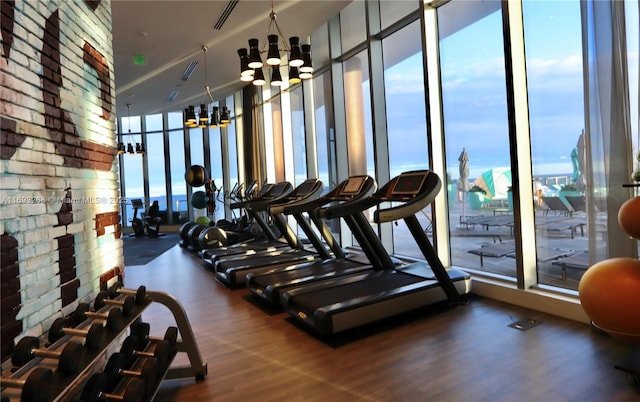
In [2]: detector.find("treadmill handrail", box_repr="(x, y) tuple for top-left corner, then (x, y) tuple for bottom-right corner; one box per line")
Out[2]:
(282, 175), (377, 216)
(243, 182), (294, 211)
(268, 179), (325, 214)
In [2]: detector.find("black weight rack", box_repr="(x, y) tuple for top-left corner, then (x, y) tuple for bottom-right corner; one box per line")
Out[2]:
(1, 288), (207, 402)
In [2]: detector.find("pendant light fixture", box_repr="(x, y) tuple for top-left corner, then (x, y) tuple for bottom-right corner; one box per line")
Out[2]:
(118, 103), (144, 156)
(237, 1), (313, 87)
(184, 46), (232, 128)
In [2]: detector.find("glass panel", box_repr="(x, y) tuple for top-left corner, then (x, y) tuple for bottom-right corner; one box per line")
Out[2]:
(169, 130), (187, 223)
(380, 0), (419, 30)
(270, 95), (285, 182)
(627, 1), (639, 195)
(383, 20), (429, 259)
(313, 71), (334, 188)
(438, 1), (515, 278)
(340, 0), (367, 52)
(343, 50), (374, 178)
(523, 1), (587, 289)
(145, 114), (163, 132)
(167, 111), (183, 130)
(290, 86), (307, 185)
(189, 127), (205, 219)
(209, 125), (225, 222)
(146, 131), (167, 215)
(226, 122), (238, 188)
(343, 49), (375, 241)
(121, 114), (143, 226)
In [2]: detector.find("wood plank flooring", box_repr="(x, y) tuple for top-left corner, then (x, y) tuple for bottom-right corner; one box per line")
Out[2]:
(124, 244), (639, 401)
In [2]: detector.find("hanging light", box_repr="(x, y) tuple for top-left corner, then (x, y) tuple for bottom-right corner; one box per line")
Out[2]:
(183, 46), (232, 128)
(237, 1), (313, 87)
(120, 103), (142, 156)
(270, 66), (283, 86)
(220, 107), (231, 124)
(117, 142), (125, 155)
(210, 106), (219, 128)
(252, 68), (266, 86)
(288, 66), (301, 84)
(299, 44), (313, 79)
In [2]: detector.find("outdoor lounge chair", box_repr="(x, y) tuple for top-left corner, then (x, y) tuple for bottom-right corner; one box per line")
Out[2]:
(468, 242), (516, 267)
(506, 246), (575, 263)
(551, 250), (589, 280)
(542, 196), (572, 216)
(537, 218), (586, 239)
(565, 195), (586, 213)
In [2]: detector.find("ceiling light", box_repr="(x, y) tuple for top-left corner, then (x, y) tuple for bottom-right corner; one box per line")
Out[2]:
(183, 46), (233, 128)
(237, 2), (313, 87)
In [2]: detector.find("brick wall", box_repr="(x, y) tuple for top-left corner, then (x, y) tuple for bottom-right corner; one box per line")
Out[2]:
(0, 0), (122, 360)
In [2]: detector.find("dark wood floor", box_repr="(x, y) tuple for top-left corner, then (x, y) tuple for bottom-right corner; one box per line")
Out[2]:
(124, 244), (639, 401)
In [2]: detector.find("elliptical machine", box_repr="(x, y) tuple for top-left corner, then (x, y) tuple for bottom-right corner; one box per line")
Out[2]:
(129, 199), (145, 237)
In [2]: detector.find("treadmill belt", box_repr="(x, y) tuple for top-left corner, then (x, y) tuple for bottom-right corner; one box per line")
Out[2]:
(290, 272), (422, 311)
(251, 260), (365, 287)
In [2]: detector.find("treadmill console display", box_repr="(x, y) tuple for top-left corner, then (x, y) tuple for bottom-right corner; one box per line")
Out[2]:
(341, 176), (366, 195)
(296, 180), (317, 196)
(391, 172), (427, 196)
(270, 183), (289, 197)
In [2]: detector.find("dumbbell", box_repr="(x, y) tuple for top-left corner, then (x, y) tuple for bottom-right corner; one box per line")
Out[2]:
(12, 336), (82, 374)
(96, 285), (146, 313)
(117, 286), (146, 303)
(129, 323), (178, 357)
(49, 317), (103, 350)
(80, 373), (145, 402)
(119, 335), (171, 373)
(70, 303), (124, 332)
(0, 367), (52, 402)
(104, 353), (159, 397)
(94, 293), (136, 317)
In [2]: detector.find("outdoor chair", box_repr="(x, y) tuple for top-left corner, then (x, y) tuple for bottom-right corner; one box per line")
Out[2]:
(565, 195), (586, 213)
(551, 251), (589, 280)
(542, 196), (572, 216)
(468, 242), (516, 267)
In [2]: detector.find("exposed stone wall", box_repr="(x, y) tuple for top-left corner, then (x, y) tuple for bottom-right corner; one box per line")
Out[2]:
(0, 0), (122, 361)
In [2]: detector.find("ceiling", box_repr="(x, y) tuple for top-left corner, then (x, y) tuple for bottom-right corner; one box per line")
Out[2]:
(111, 1), (351, 118)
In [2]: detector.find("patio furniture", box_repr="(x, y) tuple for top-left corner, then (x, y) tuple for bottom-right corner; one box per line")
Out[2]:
(506, 247), (575, 263)
(551, 251), (590, 280)
(468, 242), (516, 267)
(565, 195), (586, 213)
(537, 218), (586, 239)
(542, 196), (572, 216)
(451, 228), (503, 243)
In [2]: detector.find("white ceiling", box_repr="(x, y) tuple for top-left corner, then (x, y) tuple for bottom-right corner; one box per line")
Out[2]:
(111, 1), (350, 118)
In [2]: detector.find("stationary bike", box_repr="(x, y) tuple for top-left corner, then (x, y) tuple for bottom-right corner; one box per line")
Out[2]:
(130, 199), (145, 237)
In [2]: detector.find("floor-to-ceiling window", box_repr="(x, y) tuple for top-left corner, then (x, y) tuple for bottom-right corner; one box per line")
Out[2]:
(145, 114), (167, 214)
(290, 85), (307, 185)
(523, 0), (587, 289)
(382, 19), (430, 259)
(438, 1), (515, 278)
(120, 114), (144, 224)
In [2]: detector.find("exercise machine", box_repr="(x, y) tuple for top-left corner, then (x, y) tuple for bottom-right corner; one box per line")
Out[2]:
(281, 170), (472, 335)
(246, 175), (379, 305)
(129, 199), (145, 237)
(214, 178), (327, 287)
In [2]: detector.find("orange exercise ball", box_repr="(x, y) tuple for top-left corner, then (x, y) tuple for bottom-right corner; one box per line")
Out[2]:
(618, 196), (640, 239)
(579, 257), (640, 343)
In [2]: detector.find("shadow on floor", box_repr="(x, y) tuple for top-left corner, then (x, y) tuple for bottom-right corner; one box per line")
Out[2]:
(123, 232), (180, 266)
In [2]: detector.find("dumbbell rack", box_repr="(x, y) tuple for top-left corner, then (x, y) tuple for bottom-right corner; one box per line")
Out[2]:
(1, 289), (207, 401)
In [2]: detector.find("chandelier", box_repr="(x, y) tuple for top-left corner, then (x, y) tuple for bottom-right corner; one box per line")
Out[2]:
(117, 103), (144, 155)
(184, 46), (232, 128)
(237, 3), (313, 87)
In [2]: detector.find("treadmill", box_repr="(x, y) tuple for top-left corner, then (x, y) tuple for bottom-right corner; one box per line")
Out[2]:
(201, 181), (294, 266)
(214, 178), (328, 287)
(246, 175), (380, 305)
(281, 170), (472, 335)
